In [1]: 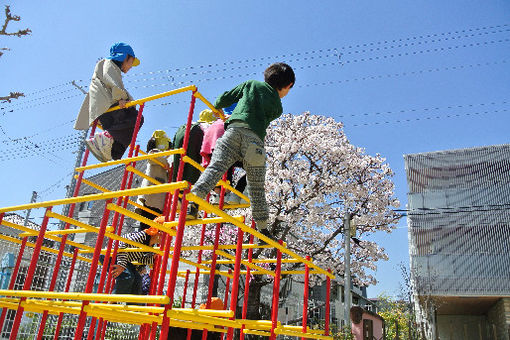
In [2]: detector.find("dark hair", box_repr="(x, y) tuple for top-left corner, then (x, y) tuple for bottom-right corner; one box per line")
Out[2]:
(264, 62), (295, 90)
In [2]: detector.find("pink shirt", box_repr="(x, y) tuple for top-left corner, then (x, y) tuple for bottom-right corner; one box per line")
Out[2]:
(200, 119), (225, 167)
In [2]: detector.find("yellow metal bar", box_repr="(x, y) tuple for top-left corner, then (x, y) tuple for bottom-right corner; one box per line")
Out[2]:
(274, 328), (333, 340)
(106, 85), (197, 112)
(126, 165), (162, 185)
(186, 193), (334, 279)
(0, 290), (170, 304)
(192, 91), (226, 121)
(161, 215), (244, 229)
(138, 149), (169, 170)
(106, 203), (176, 235)
(18, 227), (89, 237)
(79, 177), (160, 216)
(0, 181), (188, 213)
(168, 310), (240, 329)
(75, 148), (185, 173)
(243, 329), (272, 337)
(205, 257), (300, 265)
(47, 211), (166, 255)
(0, 233), (92, 263)
(1, 220), (94, 252)
(215, 250), (274, 277)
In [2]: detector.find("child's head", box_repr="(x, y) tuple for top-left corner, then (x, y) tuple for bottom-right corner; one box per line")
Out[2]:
(107, 42), (140, 73)
(264, 63), (295, 98)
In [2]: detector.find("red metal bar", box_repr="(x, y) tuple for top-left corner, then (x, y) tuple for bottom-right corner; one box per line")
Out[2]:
(73, 200), (113, 340)
(9, 207), (52, 340)
(240, 221), (256, 340)
(270, 240), (283, 340)
(0, 214), (28, 333)
(226, 226), (244, 340)
(223, 269), (231, 312)
(302, 255), (311, 340)
(325, 269), (331, 336)
(53, 248), (79, 339)
(159, 192), (190, 340)
(181, 269), (190, 308)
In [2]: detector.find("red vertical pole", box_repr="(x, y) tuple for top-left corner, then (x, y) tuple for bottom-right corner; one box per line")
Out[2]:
(9, 207), (52, 340)
(0, 214), (28, 333)
(325, 269), (331, 336)
(158, 191), (190, 340)
(223, 269), (232, 312)
(53, 248), (79, 339)
(74, 200), (113, 340)
(269, 240), (283, 340)
(181, 269), (190, 308)
(226, 227), (244, 340)
(240, 221), (255, 340)
(201, 175), (227, 340)
(302, 255), (310, 339)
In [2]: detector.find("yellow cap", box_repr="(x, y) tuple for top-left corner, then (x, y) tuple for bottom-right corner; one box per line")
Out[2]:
(151, 130), (171, 150)
(198, 109), (217, 124)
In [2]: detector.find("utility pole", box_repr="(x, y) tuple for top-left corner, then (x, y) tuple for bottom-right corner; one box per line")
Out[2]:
(23, 191), (38, 227)
(343, 212), (352, 328)
(60, 81), (88, 229)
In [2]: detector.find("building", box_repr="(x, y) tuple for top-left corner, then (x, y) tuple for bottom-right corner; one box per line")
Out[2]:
(405, 144), (510, 340)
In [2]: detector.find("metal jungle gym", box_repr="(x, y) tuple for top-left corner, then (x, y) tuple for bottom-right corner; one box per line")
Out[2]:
(0, 86), (335, 339)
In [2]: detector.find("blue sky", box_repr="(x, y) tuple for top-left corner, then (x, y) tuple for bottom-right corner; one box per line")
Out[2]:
(0, 1), (509, 298)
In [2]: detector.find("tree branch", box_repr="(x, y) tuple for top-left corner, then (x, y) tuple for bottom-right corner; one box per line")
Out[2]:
(0, 92), (24, 103)
(1, 5), (31, 37)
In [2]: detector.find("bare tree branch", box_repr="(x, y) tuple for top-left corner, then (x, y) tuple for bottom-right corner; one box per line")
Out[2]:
(1, 5), (31, 37)
(0, 92), (24, 103)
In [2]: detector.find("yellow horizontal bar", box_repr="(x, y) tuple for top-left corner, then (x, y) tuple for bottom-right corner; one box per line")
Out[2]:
(79, 177), (161, 217)
(106, 85), (197, 112)
(243, 329), (272, 337)
(0, 234), (91, 263)
(192, 91), (226, 121)
(1, 220), (94, 252)
(168, 310), (239, 329)
(162, 215), (244, 229)
(138, 149), (169, 170)
(274, 328), (333, 340)
(0, 290), (169, 304)
(215, 250), (274, 277)
(126, 165), (162, 185)
(186, 193), (334, 279)
(106, 203), (177, 235)
(18, 227), (89, 237)
(75, 148), (185, 173)
(205, 256), (299, 265)
(47, 211), (165, 256)
(0, 181), (188, 213)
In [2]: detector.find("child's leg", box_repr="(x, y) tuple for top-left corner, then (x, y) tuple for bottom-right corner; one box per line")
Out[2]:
(98, 107), (144, 159)
(240, 131), (269, 228)
(190, 128), (242, 200)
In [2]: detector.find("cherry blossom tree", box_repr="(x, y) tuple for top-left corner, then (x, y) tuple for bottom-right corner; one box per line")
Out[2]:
(1, 5), (31, 103)
(182, 112), (400, 326)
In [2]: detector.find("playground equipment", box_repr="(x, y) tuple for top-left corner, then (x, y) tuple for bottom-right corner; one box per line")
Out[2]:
(0, 86), (335, 339)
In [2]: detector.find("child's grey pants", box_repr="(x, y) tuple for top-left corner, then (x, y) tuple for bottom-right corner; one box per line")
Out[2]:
(190, 126), (269, 224)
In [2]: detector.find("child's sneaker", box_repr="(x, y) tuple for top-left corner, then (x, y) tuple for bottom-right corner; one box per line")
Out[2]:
(225, 192), (240, 205)
(95, 131), (114, 161)
(186, 202), (199, 220)
(85, 136), (107, 162)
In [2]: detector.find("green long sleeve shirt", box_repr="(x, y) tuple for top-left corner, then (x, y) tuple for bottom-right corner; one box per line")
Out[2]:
(214, 80), (283, 140)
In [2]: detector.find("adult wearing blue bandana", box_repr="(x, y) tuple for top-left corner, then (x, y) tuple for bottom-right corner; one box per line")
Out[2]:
(75, 42), (143, 162)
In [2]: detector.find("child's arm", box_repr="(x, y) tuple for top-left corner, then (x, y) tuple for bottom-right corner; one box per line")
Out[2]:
(214, 81), (247, 110)
(102, 61), (131, 104)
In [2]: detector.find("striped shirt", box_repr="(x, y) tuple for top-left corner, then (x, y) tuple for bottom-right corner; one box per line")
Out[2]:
(116, 231), (156, 269)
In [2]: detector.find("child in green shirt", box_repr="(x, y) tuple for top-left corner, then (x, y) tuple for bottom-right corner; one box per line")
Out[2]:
(186, 63), (295, 242)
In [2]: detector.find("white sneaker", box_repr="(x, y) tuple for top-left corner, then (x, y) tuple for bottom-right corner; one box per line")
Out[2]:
(85, 136), (107, 162)
(95, 132), (114, 161)
(226, 192), (240, 205)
